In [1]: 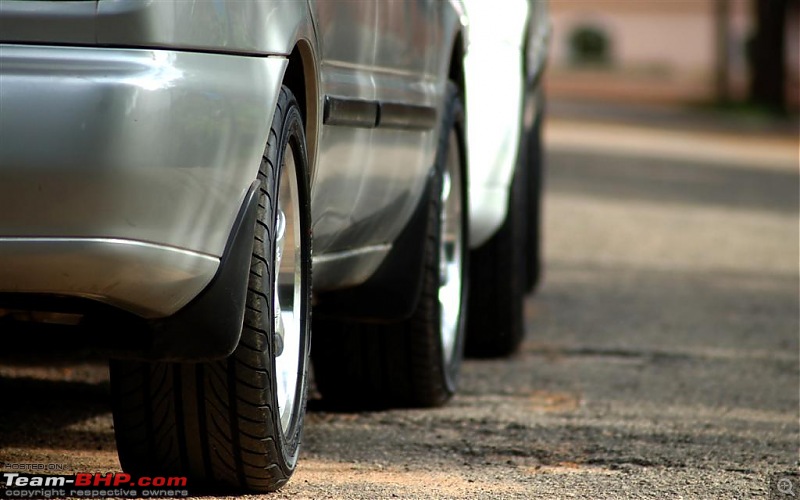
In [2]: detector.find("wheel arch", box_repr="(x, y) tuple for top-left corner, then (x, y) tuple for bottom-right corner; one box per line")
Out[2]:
(448, 30), (467, 107)
(281, 39), (320, 184)
(447, 27), (469, 210)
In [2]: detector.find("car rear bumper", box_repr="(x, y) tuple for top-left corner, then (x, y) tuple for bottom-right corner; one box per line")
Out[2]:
(0, 238), (219, 318)
(0, 44), (287, 316)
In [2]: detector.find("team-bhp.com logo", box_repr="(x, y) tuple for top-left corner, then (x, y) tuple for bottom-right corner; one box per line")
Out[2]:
(2, 472), (189, 498)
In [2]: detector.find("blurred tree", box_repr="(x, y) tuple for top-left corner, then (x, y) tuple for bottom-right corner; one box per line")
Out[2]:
(714, 0), (730, 103)
(749, 0), (792, 112)
(568, 25), (611, 66)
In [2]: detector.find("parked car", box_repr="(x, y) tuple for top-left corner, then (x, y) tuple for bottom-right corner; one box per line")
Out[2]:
(0, 0), (548, 493)
(462, 0), (550, 357)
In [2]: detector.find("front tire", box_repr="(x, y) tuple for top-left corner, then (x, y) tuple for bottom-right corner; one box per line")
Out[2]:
(311, 82), (468, 409)
(109, 86), (311, 492)
(465, 162), (526, 358)
(523, 89), (544, 293)
(465, 78), (545, 358)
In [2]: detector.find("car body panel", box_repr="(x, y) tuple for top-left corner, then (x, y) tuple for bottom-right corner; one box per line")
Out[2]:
(462, 0), (550, 247)
(0, 238), (218, 318)
(0, 44), (286, 316)
(0, 0), (312, 56)
(0, 1), (468, 317)
(0, 45), (284, 256)
(307, 0), (458, 288)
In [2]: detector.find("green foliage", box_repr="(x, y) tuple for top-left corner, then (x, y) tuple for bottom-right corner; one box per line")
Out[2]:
(569, 25), (612, 66)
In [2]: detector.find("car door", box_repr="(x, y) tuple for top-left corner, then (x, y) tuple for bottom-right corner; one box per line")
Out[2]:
(364, 0), (444, 245)
(307, 1), (380, 262)
(309, 0), (446, 290)
(308, 1), (445, 287)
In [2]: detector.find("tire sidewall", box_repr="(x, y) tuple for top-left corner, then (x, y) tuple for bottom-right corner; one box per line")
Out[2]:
(262, 91), (312, 472)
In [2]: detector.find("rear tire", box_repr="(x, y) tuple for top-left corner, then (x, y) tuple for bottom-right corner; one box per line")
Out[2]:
(109, 86), (311, 493)
(311, 82), (468, 409)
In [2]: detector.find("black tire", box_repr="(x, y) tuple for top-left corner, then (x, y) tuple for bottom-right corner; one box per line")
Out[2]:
(311, 82), (468, 409)
(465, 144), (527, 358)
(465, 78), (545, 358)
(109, 86), (312, 493)
(523, 90), (544, 294)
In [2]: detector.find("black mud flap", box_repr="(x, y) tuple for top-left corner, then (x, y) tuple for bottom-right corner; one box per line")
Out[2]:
(313, 169), (436, 323)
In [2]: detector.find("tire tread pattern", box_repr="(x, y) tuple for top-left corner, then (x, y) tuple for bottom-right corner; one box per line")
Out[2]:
(311, 82), (466, 409)
(110, 86), (309, 493)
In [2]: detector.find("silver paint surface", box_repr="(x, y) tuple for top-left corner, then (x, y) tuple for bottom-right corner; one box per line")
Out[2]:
(0, 238), (219, 318)
(0, 45), (284, 256)
(0, 0), (468, 312)
(308, 0), (456, 270)
(0, 0), (311, 55)
(0, 44), (285, 314)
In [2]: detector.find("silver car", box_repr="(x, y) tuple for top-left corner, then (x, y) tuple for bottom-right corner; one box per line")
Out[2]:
(0, 0), (553, 493)
(0, 0), (469, 492)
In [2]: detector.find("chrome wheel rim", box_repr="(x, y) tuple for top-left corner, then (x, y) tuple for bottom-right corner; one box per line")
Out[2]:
(272, 146), (303, 436)
(438, 130), (464, 365)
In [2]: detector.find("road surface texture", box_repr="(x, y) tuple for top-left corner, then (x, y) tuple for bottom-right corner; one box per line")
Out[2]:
(1, 103), (797, 499)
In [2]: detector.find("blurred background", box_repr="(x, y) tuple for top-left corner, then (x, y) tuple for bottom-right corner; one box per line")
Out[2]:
(545, 0), (799, 114)
(516, 3), (798, 495)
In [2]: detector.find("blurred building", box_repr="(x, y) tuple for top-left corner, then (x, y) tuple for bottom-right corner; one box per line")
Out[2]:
(546, 0), (799, 108)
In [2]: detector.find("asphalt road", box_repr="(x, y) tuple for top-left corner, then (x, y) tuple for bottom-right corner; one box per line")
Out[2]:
(1, 115), (797, 499)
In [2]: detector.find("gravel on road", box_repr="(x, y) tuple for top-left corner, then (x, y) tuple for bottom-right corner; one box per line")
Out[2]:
(1, 116), (797, 499)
